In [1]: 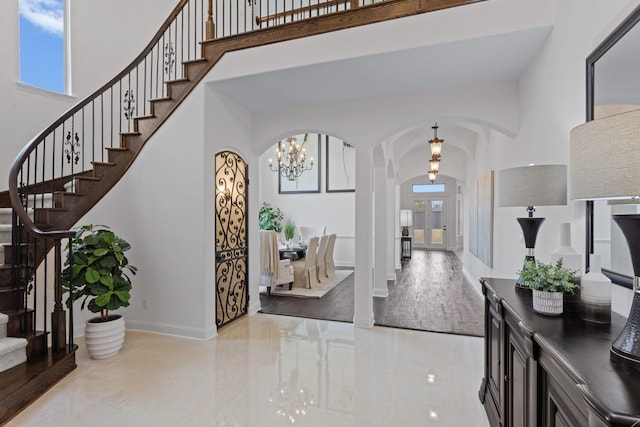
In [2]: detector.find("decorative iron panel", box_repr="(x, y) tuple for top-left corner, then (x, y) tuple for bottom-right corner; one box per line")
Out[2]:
(215, 151), (248, 328)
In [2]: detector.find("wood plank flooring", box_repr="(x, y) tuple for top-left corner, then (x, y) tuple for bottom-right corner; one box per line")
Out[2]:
(259, 250), (484, 336)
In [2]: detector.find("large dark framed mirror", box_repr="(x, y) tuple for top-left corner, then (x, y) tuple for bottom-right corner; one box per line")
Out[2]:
(586, 3), (640, 289)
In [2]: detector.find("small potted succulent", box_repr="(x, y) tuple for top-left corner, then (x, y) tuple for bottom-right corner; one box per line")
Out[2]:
(62, 225), (137, 359)
(518, 259), (577, 316)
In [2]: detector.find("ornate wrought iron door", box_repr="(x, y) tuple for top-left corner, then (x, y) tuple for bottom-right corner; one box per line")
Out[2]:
(215, 151), (248, 328)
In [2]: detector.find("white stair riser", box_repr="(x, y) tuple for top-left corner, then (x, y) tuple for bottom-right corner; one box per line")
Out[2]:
(0, 338), (28, 373)
(0, 208), (36, 225)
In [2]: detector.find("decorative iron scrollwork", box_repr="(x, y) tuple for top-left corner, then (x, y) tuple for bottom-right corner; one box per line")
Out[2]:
(123, 90), (136, 120)
(65, 131), (81, 165)
(215, 151), (248, 328)
(164, 42), (175, 76)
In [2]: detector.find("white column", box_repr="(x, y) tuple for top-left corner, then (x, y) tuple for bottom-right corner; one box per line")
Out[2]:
(386, 178), (397, 282)
(394, 184), (401, 270)
(354, 145), (374, 328)
(373, 166), (388, 297)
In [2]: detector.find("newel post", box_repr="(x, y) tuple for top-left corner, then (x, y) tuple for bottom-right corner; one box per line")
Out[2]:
(51, 238), (67, 353)
(206, 0), (215, 39)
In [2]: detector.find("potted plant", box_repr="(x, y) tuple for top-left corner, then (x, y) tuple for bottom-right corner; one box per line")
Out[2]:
(518, 259), (577, 316)
(258, 202), (283, 233)
(62, 225), (137, 359)
(284, 218), (296, 248)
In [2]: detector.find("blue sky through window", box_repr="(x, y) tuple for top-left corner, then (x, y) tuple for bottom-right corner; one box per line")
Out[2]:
(19, 0), (64, 93)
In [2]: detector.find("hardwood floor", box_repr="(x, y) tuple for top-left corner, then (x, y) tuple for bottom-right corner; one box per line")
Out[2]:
(259, 250), (484, 336)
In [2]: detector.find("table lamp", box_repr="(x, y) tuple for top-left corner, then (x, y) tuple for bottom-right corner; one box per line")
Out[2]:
(400, 209), (412, 237)
(570, 108), (640, 370)
(498, 164), (568, 286)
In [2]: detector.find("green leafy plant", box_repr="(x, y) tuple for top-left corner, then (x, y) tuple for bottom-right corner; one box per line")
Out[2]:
(62, 225), (137, 321)
(258, 202), (283, 232)
(518, 259), (577, 293)
(284, 218), (296, 241)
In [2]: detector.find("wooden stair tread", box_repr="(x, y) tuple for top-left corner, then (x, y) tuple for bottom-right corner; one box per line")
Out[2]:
(73, 176), (101, 181)
(0, 347), (76, 425)
(91, 161), (116, 166)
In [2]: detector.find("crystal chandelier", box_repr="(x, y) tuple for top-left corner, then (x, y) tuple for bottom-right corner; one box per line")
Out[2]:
(428, 123), (444, 183)
(269, 135), (314, 181)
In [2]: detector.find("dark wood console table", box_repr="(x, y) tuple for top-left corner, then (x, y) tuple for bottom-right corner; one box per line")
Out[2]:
(479, 277), (640, 427)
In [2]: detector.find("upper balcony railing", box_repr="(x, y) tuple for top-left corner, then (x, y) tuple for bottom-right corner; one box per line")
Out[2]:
(210, 0), (389, 37)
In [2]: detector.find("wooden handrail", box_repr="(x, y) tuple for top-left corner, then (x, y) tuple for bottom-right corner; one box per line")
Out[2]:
(257, 0), (351, 24)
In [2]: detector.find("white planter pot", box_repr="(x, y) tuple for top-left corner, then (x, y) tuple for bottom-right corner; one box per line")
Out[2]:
(84, 315), (125, 359)
(532, 290), (564, 316)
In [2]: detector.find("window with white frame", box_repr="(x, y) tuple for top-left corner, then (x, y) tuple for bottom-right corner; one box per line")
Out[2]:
(19, 0), (65, 93)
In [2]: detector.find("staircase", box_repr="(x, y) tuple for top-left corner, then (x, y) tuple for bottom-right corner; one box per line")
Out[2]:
(0, 0), (480, 422)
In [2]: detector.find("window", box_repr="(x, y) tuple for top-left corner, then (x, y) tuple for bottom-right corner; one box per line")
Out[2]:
(413, 184), (445, 193)
(19, 0), (65, 93)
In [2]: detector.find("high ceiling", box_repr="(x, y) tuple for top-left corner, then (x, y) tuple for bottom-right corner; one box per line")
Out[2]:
(210, 27), (551, 112)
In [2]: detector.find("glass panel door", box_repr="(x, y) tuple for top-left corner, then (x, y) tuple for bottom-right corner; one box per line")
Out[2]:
(429, 198), (446, 249)
(413, 200), (425, 244)
(412, 197), (447, 250)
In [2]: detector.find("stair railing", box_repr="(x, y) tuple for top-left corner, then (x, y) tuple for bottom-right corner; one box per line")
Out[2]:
(8, 0), (206, 356)
(8, 0), (394, 356)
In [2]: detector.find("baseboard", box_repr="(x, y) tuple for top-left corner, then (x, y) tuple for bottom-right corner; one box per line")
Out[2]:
(353, 313), (374, 328)
(123, 319), (217, 340)
(373, 288), (389, 298)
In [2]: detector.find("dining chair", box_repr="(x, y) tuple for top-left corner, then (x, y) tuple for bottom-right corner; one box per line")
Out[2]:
(292, 236), (319, 289)
(299, 226), (326, 245)
(324, 233), (337, 279)
(259, 230), (294, 295)
(316, 235), (330, 283)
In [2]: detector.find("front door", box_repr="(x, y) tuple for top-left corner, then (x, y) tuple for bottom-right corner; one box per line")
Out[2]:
(215, 151), (248, 328)
(413, 197), (447, 250)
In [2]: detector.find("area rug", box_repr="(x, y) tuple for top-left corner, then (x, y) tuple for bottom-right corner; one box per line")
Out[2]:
(260, 270), (352, 298)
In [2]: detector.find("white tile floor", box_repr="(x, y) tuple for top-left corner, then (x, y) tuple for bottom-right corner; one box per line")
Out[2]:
(7, 314), (489, 427)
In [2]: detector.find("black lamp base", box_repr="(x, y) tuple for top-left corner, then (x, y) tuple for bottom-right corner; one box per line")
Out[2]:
(609, 215), (640, 371)
(402, 226), (409, 237)
(515, 217), (545, 288)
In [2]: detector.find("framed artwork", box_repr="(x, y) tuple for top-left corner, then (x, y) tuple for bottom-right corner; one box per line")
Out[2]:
(469, 171), (494, 268)
(326, 136), (355, 192)
(278, 133), (321, 194)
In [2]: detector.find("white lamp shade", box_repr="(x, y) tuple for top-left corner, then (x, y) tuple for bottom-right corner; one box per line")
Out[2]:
(400, 210), (413, 227)
(498, 164), (568, 207)
(570, 109), (640, 200)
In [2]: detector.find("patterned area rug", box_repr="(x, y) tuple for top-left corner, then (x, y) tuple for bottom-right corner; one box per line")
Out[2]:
(260, 270), (352, 298)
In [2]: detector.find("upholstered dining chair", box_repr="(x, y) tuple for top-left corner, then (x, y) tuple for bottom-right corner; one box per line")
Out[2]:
(299, 226), (325, 245)
(324, 233), (337, 279)
(292, 236), (318, 289)
(259, 230), (294, 296)
(315, 235), (330, 283)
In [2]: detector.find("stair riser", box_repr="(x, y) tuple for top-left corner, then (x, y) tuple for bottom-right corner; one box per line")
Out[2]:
(184, 60), (209, 81)
(1, 245), (31, 266)
(133, 117), (158, 135)
(0, 290), (24, 313)
(167, 81), (192, 100)
(25, 333), (47, 360)
(34, 210), (68, 226)
(150, 100), (173, 118)
(0, 212), (12, 225)
(0, 231), (10, 245)
(0, 346), (27, 374)
(6, 311), (34, 337)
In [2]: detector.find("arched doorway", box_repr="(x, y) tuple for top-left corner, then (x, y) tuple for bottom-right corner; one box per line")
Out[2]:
(215, 151), (248, 328)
